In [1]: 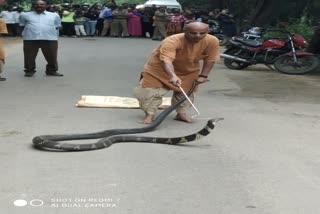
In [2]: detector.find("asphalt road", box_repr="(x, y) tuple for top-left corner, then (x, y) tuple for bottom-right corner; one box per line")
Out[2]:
(1, 36), (320, 214)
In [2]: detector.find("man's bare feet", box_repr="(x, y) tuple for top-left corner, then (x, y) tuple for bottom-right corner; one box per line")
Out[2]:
(138, 114), (154, 124)
(174, 113), (193, 123)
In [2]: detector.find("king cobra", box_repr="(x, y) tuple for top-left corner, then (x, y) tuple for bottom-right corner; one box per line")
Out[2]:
(32, 81), (222, 151)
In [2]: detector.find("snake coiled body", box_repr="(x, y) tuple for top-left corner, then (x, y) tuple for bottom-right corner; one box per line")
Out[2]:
(33, 82), (222, 151)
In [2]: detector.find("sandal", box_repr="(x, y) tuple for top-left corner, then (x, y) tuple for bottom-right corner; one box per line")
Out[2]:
(0, 76), (6, 81)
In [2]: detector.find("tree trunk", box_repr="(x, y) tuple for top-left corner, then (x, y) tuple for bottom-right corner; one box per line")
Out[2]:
(209, 0), (233, 10)
(307, 25), (320, 53)
(249, 0), (280, 27)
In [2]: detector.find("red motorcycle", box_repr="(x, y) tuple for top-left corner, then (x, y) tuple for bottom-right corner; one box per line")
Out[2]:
(221, 28), (319, 74)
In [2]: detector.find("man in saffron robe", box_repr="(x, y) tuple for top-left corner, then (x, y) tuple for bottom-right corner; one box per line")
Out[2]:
(0, 18), (8, 81)
(134, 22), (220, 124)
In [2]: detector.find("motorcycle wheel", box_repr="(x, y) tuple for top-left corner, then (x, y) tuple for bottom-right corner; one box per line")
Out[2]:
(223, 48), (251, 70)
(274, 55), (319, 75)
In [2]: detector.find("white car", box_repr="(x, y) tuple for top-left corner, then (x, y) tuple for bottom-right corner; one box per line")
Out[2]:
(143, 0), (182, 10)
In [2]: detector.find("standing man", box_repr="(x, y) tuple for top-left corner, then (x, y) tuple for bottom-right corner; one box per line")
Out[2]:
(152, 6), (169, 41)
(0, 6), (17, 37)
(14, 7), (24, 36)
(134, 22), (220, 124)
(0, 18), (8, 81)
(100, 3), (114, 37)
(110, 5), (129, 37)
(216, 9), (236, 37)
(61, 6), (76, 37)
(19, 0), (63, 77)
(141, 7), (154, 38)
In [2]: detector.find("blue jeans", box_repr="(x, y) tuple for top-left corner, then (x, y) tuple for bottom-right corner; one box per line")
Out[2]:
(85, 21), (97, 36)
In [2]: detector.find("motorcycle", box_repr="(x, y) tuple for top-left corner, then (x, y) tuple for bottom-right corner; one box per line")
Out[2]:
(221, 28), (319, 75)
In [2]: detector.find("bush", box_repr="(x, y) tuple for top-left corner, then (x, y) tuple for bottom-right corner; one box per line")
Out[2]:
(285, 19), (314, 41)
(260, 18), (314, 42)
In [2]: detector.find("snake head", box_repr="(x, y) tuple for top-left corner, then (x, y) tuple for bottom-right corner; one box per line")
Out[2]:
(208, 118), (224, 127)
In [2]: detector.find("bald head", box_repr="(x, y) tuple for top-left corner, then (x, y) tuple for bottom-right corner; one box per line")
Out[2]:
(184, 22), (209, 43)
(184, 22), (209, 32)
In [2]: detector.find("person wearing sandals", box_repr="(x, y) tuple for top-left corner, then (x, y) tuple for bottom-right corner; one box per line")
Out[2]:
(134, 22), (220, 124)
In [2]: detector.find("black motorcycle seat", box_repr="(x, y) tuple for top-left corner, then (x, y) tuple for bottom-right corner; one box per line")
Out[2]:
(234, 37), (262, 47)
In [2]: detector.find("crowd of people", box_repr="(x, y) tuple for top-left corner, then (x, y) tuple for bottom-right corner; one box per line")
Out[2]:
(0, 2), (236, 81)
(0, 2), (237, 40)
(0, 0), (221, 123)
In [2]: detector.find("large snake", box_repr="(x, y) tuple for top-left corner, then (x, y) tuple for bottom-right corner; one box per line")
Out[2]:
(32, 81), (222, 151)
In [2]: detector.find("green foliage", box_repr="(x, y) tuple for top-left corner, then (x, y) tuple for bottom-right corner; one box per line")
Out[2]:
(54, 0), (145, 5)
(2, 0), (145, 8)
(178, 0), (209, 9)
(261, 18), (314, 42)
(285, 20), (314, 41)
(116, 0), (145, 4)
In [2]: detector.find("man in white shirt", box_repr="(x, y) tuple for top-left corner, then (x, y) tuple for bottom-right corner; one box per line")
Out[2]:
(19, 0), (63, 77)
(0, 6), (17, 36)
(14, 7), (24, 36)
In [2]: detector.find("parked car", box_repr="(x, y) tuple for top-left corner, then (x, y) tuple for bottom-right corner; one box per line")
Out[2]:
(144, 0), (182, 10)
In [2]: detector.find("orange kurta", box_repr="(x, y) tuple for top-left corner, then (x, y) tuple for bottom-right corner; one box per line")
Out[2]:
(142, 33), (220, 92)
(0, 18), (8, 61)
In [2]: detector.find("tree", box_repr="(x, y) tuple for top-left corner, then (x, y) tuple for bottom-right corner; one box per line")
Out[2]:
(249, 0), (280, 27)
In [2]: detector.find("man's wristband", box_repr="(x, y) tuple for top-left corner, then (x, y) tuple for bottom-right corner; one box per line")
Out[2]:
(199, 74), (208, 78)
